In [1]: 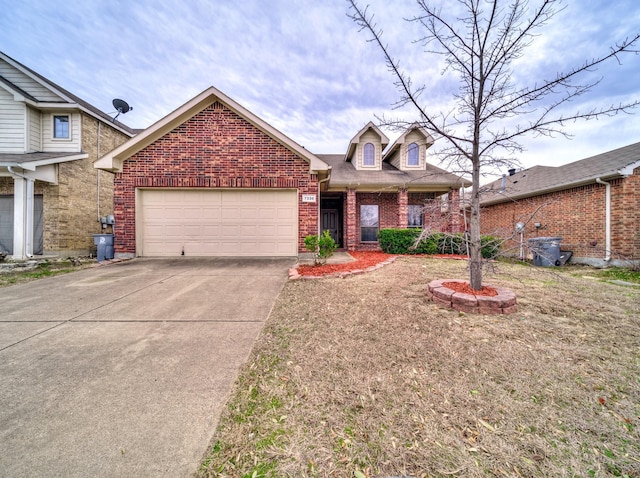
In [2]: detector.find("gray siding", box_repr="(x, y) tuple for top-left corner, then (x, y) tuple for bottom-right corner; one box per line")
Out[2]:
(41, 112), (81, 152)
(0, 88), (26, 153)
(0, 59), (64, 102)
(28, 106), (41, 152)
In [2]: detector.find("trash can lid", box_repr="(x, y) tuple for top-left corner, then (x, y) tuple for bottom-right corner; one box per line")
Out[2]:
(527, 236), (562, 242)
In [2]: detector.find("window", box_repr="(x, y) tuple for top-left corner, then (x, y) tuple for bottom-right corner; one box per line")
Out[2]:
(53, 115), (70, 139)
(408, 205), (423, 228)
(363, 142), (375, 166)
(407, 142), (419, 166)
(360, 205), (379, 242)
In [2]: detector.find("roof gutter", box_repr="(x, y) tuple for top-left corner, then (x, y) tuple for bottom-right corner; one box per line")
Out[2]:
(595, 178), (612, 262)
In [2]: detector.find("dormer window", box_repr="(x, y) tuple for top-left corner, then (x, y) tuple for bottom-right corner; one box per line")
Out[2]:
(53, 115), (70, 139)
(363, 142), (375, 166)
(407, 142), (419, 166)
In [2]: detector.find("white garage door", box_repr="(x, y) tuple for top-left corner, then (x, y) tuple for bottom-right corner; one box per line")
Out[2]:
(138, 189), (298, 256)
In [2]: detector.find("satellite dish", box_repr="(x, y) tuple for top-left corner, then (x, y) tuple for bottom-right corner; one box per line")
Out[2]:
(112, 99), (132, 122)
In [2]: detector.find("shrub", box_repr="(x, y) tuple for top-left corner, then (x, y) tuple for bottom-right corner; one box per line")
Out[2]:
(378, 229), (501, 258)
(480, 235), (502, 259)
(304, 230), (337, 265)
(378, 229), (421, 254)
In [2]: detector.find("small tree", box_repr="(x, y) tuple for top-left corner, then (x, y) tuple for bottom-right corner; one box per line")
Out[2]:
(348, 0), (639, 289)
(304, 230), (337, 265)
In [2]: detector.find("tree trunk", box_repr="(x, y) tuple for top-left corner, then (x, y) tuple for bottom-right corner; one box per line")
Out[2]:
(468, 157), (482, 290)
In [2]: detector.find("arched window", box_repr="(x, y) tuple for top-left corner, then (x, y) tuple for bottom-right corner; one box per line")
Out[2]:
(363, 143), (375, 166)
(407, 142), (419, 166)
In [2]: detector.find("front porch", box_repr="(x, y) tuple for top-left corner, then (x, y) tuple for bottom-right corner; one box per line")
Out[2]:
(319, 189), (463, 251)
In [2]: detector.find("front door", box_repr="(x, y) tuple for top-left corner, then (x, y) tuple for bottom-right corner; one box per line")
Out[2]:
(321, 209), (341, 247)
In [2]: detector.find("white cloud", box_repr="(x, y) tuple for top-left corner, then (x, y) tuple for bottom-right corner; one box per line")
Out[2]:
(0, 0), (638, 166)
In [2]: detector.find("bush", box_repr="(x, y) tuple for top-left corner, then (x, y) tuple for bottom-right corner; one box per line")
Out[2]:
(378, 229), (421, 254)
(304, 230), (337, 265)
(378, 229), (501, 258)
(480, 235), (501, 259)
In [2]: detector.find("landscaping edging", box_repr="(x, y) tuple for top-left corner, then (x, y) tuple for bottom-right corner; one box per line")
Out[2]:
(427, 279), (517, 315)
(289, 257), (397, 280)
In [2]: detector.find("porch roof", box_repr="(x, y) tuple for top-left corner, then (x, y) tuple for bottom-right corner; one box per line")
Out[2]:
(0, 152), (88, 170)
(318, 154), (469, 191)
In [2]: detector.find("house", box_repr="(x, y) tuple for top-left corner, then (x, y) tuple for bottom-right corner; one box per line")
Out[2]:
(95, 86), (469, 258)
(479, 142), (640, 266)
(0, 52), (135, 259)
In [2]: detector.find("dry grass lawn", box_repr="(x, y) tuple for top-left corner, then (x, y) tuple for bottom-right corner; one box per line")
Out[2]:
(198, 257), (640, 478)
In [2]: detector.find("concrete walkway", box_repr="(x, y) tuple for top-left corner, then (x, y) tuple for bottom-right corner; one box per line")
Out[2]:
(0, 257), (294, 477)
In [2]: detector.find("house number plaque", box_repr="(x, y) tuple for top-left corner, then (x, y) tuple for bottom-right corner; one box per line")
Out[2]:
(302, 194), (316, 203)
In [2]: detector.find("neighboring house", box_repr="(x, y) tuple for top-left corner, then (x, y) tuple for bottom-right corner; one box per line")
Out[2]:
(0, 52), (135, 259)
(95, 87), (469, 258)
(479, 142), (640, 266)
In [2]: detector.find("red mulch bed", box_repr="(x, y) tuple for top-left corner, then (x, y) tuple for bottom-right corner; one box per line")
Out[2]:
(296, 251), (472, 277)
(443, 281), (498, 297)
(297, 251), (392, 277)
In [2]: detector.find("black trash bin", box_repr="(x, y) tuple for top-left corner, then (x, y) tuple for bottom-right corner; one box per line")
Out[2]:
(93, 234), (114, 261)
(528, 236), (562, 266)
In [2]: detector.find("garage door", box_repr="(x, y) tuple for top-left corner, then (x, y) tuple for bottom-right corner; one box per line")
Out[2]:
(138, 189), (298, 256)
(0, 195), (44, 255)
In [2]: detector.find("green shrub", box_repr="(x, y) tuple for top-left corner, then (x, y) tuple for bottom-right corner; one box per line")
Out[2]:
(480, 235), (502, 259)
(378, 229), (501, 258)
(378, 228), (421, 253)
(304, 230), (337, 265)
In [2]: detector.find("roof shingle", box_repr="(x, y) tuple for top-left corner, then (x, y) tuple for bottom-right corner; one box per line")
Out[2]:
(481, 141), (640, 205)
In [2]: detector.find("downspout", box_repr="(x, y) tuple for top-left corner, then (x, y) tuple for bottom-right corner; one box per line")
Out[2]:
(317, 168), (331, 236)
(8, 166), (34, 258)
(97, 121), (101, 221)
(595, 178), (611, 262)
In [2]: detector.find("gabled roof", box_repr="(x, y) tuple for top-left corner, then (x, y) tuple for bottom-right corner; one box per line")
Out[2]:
(481, 141), (640, 205)
(383, 123), (434, 161)
(344, 121), (390, 161)
(318, 154), (469, 191)
(95, 86), (329, 174)
(0, 51), (135, 137)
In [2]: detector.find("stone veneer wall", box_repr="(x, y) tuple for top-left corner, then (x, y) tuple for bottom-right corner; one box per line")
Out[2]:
(0, 114), (129, 256)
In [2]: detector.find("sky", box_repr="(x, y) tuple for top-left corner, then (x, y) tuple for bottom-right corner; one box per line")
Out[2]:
(1, 0), (639, 180)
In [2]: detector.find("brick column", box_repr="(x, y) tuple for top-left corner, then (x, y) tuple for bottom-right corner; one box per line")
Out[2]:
(346, 188), (357, 251)
(448, 188), (463, 232)
(398, 188), (408, 228)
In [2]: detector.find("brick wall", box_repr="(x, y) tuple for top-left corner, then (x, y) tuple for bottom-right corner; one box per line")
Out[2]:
(113, 101), (319, 255)
(342, 191), (452, 251)
(480, 176), (640, 259)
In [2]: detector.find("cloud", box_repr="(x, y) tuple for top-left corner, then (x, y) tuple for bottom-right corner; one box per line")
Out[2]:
(1, 0), (638, 167)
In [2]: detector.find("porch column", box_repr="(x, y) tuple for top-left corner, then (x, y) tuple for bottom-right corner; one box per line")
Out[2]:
(448, 188), (463, 233)
(345, 188), (357, 251)
(12, 176), (35, 259)
(398, 188), (408, 228)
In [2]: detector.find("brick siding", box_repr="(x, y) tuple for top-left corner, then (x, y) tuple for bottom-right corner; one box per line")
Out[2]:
(480, 174), (640, 260)
(344, 191), (456, 251)
(113, 101), (319, 255)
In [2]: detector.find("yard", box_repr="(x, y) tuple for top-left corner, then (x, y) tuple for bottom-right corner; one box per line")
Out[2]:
(198, 257), (640, 478)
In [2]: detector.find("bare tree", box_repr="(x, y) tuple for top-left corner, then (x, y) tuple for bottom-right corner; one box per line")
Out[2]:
(348, 0), (639, 289)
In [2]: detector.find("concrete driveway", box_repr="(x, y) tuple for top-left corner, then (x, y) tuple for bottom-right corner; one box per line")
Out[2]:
(0, 257), (294, 477)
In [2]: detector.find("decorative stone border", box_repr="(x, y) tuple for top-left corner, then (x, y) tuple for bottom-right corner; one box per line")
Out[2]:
(289, 257), (397, 280)
(427, 279), (517, 315)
